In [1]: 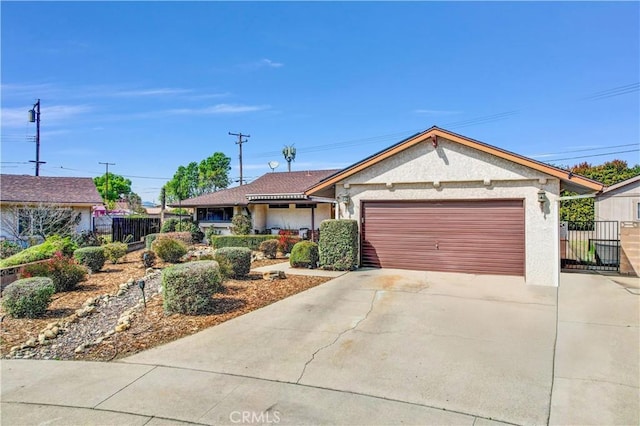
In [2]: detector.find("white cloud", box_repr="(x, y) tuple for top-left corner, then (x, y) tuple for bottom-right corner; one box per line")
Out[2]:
(1, 104), (93, 128)
(260, 58), (284, 68)
(111, 88), (193, 97)
(166, 104), (270, 115)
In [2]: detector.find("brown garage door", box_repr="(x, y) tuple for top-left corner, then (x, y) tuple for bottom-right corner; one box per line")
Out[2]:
(361, 200), (525, 276)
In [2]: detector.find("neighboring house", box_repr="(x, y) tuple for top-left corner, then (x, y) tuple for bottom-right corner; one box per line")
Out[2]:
(0, 174), (103, 241)
(177, 170), (339, 237)
(595, 175), (640, 224)
(305, 126), (603, 286)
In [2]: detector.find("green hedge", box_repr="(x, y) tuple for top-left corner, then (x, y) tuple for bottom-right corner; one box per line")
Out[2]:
(209, 235), (278, 250)
(290, 241), (319, 269)
(73, 246), (106, 273)
(1, 277), (55, 318)
(0, 236), (77, 268)
(214, 247), (251, 278)
(318, 219), (359, 271)
(259, 239), (278, 259)
(163, 261), (222, 314)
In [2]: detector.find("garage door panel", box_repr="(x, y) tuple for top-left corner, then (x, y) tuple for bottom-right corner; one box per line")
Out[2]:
(361, 200), (525, 276)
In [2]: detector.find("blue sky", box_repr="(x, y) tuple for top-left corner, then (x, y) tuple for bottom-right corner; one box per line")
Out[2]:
(2, 1), (638, 203)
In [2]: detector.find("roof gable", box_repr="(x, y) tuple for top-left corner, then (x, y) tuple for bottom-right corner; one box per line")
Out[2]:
(306, 127), (604, 194)
(0, 174), (103, 205)
(601, 175), (640, 194)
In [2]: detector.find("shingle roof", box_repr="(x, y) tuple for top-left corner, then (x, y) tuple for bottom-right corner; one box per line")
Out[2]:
(0, 174), (104, 205)
(178, 170), (340, 207)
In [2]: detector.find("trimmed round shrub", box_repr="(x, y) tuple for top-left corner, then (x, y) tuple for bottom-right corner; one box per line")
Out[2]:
(162, 260), (223, 314)
(277, 230), (299, 254)
(1, 277), (55, 318)
(104, 242), (127, 264)
(22, 252), (87, 292)
(156, 231), (192, 246)
(141, 250), (156, 267)
(214, 247), (251, 278)
(0, 240), (24, 259)
(231, 214), (252, 235)
(290, 241), (319, 269)
(259, 239), (278, 259)
(161, 219), (202, 242)
(73, 246), (106, 273)
(153, 238), (187, 263)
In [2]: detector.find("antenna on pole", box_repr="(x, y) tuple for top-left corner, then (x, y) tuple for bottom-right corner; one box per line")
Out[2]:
(28, 99), (45, 176)
(229, 132), (250, 185)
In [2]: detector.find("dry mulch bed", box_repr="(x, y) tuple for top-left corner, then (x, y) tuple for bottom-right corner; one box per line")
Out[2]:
(0, 250), (330, 361)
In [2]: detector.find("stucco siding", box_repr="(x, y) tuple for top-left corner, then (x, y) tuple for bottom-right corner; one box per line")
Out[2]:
(266, 204), (331, 231)
(596, 180), (640, 223)
(334, 137), (561, 286)
(0, 205), (93, 240)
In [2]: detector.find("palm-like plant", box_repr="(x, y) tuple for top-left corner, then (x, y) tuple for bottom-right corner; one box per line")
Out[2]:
(282, 145), (296, 172)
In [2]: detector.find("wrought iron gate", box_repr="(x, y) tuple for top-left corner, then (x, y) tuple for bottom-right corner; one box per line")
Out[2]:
(560, 221), (620, 272)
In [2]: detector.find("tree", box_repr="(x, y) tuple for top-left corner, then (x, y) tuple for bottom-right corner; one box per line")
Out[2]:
(199, 152), (232, 193)
(164, 152), (232, 203)
(560, 159), (640, 222)
(1, 203), (82, 241)
(282, 145), (296, 172)
(94, 173), (133, 204)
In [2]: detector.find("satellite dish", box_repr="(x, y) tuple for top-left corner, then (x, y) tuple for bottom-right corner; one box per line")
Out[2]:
(268, 161), (279, 172)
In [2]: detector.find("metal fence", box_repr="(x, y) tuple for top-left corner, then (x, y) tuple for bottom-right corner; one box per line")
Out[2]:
(94, 217), (161, 243)
(561, 221), (619, 272)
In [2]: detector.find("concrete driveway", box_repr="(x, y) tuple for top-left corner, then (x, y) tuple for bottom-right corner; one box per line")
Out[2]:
(2, 269), (638, 425)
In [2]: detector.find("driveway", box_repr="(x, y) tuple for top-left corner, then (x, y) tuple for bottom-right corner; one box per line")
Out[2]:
(2, 269), (638, 425)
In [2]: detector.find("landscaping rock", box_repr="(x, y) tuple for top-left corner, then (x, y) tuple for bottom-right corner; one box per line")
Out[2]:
(263, 270), (286, 280)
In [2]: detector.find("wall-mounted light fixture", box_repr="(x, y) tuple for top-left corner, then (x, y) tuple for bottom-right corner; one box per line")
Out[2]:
(537, 189), (547, 208)
(338, 194), (350, 204)
(430, 135), (438, 148)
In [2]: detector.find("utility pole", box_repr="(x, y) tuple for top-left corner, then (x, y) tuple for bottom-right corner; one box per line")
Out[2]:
(98, 162), (116, 204)
(28, 99), (45, 176)
(229, 132), (250, 185)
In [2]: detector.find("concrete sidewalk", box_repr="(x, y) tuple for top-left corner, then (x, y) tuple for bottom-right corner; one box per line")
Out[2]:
(1, 270), (638, 425)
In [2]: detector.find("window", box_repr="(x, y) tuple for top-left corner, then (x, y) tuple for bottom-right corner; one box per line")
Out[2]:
(268, 204), (290, 209)
(197, 207), (233, 222)
(295, 204), (315, 209)
(637, 202), (640, 220)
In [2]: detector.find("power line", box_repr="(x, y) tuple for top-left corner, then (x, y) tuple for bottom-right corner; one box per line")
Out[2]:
(583, 83), (640, 101)
(545, 148), (640, 163)
(529, 143), (639, 158)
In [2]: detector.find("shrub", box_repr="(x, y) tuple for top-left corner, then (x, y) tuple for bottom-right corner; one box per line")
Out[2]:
(22, 252), (87, 292)
(73, 246), (106, 273)
(290, 241), (319, 268)
(278, 230), (299, 254)
(1, 277), (55, 318)
(231, 214), (252, 235)
(318, 219), (359, 271)
(209, 235), (278, 250)
(145, 233), (159, 250)
(104, 242), (128, 264)
(162, 261), (223, 314)
(214, 247), (251, 278)
(156, 231), (192, 246)
(0, 235), (77, 268)
(153, 238), (187, 263)
(0, 241), (24, 259)
(141, 250), (156, 267)
(161, 218), (202, 242)
(72, 230), (101, 248)
(259, 239), (279, 259)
